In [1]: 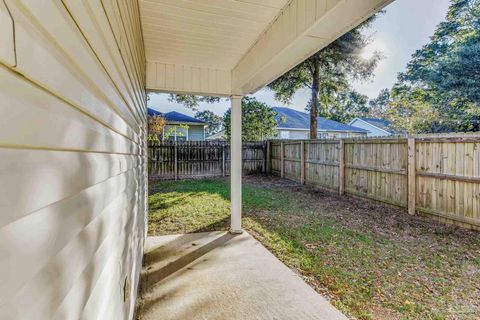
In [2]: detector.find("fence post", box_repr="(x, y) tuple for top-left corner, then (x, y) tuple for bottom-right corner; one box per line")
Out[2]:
(222, 144), (226, 177)
(262, 142), (266, 173)
(266, 141), (271, 174)
(280, 141), (285, 178)
(407, 137), (416, 215)
(174, 143), (178, 180)
(338, 139), (345, 195)
(300, 141), (305, 184)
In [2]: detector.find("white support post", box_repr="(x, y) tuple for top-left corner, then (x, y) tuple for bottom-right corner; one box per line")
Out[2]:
(230, 95), (243, 234)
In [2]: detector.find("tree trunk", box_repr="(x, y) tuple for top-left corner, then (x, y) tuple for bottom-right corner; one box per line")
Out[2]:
(310, 64), (319, 139)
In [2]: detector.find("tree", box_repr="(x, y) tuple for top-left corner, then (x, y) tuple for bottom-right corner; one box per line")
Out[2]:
(194, 110), (223, 135)
(431, 34), (480, 105)
(368, 88), (391, 117)
(384, 87), (443, 133)
(168, 95), (220, 111)
(223, 97), (278, 141)
(387, 0), (480, 133)
(164, 124), (189, 140)
(326, 90), (369, 123)
(268, 15), (383, 138)
(147, 114), (166, 142)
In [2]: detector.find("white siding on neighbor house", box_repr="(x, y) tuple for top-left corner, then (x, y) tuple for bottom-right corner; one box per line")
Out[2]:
(289, 130), (309, 140)
(279, 129), (291, 139)
(276, 129), (365, 140)
(188, 125), (206, 141)
(349, 119), (391, 137)
(278, 129), (309, 140)
(0, 1), (146, 320)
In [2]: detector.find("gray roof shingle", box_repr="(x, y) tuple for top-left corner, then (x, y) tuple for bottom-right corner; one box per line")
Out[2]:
(147, 108), (206, 124)
(273, 107), (367, 132)
(355, 117), (396, 134)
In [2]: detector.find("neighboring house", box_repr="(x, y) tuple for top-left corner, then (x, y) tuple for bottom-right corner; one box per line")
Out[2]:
(147, 108), (206, 141)
(273, 107), (367, 139)
(206, 130), (226, 141)
(348, 117), (397, 137)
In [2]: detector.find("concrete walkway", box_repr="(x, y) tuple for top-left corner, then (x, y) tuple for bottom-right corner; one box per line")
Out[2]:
(136, 231), (347, 320)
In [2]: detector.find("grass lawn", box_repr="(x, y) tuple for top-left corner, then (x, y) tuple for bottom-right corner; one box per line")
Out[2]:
(148, 175), (480, 320)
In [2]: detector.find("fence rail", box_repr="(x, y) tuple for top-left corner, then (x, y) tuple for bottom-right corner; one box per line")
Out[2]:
(268, 134), (480, 231)
(148, 135), (480, 231)
(148, 141), (266, 179)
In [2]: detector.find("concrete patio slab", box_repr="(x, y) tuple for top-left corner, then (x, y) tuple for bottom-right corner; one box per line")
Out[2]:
(136, 231), (347, 320)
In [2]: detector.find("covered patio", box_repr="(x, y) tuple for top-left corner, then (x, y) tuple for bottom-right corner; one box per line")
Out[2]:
(137, 232), (346, 320)
(138, 1), (390, 317)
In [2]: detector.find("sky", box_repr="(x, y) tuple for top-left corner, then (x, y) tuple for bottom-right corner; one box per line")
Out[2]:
(148, 0), (451, 117)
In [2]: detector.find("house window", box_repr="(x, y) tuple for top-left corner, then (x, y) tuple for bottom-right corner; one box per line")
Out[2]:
(164, 125), (189, 141)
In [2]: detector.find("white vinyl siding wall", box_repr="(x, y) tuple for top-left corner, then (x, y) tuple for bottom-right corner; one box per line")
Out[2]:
(0, 1), (147, 319)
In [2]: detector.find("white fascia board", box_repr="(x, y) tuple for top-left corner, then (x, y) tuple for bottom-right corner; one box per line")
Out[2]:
(277, 127), (309, 131)
(351, 118), (392, 135)
(166, 121), (207, 126)
(348, 118), (360, 125)
(232, 0), (394, 94)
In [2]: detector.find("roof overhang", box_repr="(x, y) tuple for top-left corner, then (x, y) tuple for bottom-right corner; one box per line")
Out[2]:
(349, 118), (393, 135)
(166, 121), (207, 126)
(141, 0), (394, 97)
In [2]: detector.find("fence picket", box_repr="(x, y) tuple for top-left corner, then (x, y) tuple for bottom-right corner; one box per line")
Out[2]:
(149, 141), (266, 179)
(269, 135), (480, 230)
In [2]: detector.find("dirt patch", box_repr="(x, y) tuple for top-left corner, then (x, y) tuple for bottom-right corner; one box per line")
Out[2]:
(244, 175), (477, 245)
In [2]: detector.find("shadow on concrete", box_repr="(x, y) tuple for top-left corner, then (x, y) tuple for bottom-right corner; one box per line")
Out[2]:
(141, 232), (238, 294)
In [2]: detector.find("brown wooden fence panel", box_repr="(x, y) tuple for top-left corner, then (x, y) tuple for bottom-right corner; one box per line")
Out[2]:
(414, 135), (480, 228)
(148, 141), (266, 179)
(344, 138), (408, 207)
(284, 142), (301, 181)
(270, 140), (340, 190)
(240, 142), (267, 174)
(305, 141), (340, 191)
(270, 142), (282, 175)
(148, 142), (176, 180)
(267, 134), (480, 230)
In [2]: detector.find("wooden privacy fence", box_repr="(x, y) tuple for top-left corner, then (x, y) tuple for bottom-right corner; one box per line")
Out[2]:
(148, 141), (266, 179)
(268, 134), (480, 230)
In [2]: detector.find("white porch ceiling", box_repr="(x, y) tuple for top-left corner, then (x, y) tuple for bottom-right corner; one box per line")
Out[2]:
(140, 0), (289, 69)
(140, 0), (394, 96)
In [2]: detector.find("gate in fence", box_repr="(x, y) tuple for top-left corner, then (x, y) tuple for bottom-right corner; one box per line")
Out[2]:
(148, 141), (266, 179)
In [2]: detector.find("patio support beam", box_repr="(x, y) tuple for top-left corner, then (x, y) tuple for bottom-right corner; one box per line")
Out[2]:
(230, 95), (243, 234)
(232, 0), (393, 94)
